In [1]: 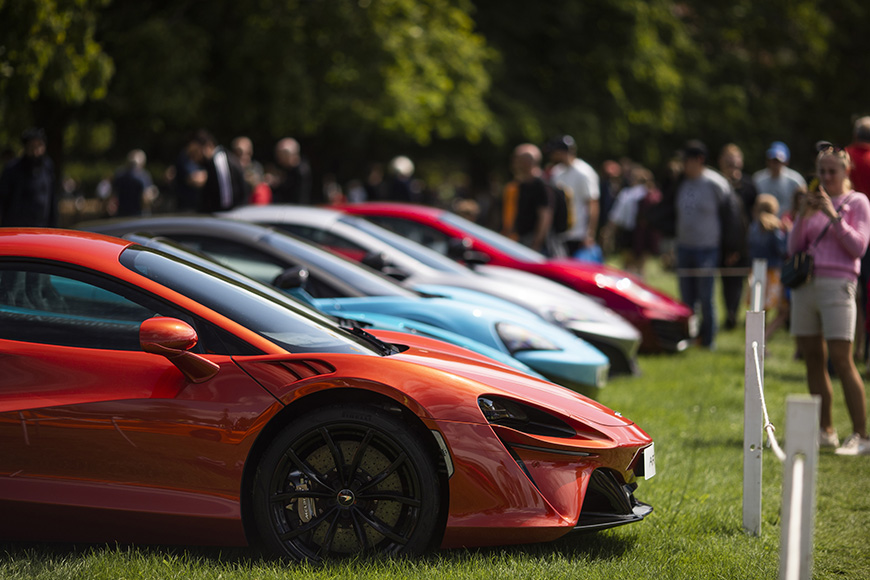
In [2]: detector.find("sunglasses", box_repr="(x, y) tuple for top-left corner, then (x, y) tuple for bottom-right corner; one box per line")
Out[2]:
(818, 168), (842, 176)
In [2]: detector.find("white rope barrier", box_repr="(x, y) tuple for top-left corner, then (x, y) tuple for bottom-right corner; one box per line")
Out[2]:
(751, 340), (786, 462)
(744, 303), (819, 580)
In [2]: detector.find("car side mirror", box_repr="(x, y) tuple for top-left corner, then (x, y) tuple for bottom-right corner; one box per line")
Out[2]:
(446, 238), (471, 260)
(140, 317), (219, 383)
(273, 266), (309, 290)
(361, 251), (388, 271)
(461, 250), (490, 267)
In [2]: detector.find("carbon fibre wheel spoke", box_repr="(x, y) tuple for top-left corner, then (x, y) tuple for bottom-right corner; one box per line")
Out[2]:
(278, 505), (338, 541)
(357, 452), (407, 493)
(318, 510), (343, 556)
(353, 508), (410, 544)
(347, 429), (375, 482)
(284, 448), (335, 493)
(349, 508), (371, 552)
(319, 427), (347, 484)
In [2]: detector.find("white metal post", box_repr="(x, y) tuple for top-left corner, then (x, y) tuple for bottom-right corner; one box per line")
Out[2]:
(779, 395), (820, 580)
(751, 258), (768, 312)
(743, 310), (765, 535)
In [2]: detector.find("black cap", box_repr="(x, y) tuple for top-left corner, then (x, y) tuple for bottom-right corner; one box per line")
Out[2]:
(21, 127), (46, 144)
(682, 139), (707, 159)
(548, 135), (576, 152)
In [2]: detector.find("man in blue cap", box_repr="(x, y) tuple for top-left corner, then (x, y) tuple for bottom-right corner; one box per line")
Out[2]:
(752, 141), (806, 217)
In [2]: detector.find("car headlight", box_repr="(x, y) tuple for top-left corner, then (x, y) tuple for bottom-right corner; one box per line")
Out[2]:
(496, 322), (560, 353)
(478, 396), (575, 438)
(593, 273), (658, 304)
(540, 305), (592, 327)
(479, 396), (528, 423)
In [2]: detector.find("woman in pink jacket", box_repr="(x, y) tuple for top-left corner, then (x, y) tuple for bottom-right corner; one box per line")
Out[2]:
(788, 145), (870, 455)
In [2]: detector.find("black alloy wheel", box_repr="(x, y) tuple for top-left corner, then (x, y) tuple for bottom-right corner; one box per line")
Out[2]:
(253, 405), (441, 561)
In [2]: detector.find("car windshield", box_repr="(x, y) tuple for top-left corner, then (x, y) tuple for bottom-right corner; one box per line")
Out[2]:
(440, 212), (548, 263)
(119, 245), (380, 355)
(342, 215), (470, 274)
(261, 231), (417, 298)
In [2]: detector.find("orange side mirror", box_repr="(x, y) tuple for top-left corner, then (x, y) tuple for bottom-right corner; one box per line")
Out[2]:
(140, 317), (219, 384)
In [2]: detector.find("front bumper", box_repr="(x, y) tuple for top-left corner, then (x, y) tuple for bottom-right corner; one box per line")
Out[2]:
(573, 470), (653, 532)
(435, 418), (653, 549)
(642, 315), (698, 353)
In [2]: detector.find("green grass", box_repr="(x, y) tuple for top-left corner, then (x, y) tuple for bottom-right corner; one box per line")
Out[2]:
(2, 260), (869, 579)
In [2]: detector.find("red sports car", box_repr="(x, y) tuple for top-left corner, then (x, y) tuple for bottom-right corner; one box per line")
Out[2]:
(338, 202), (696, 353)
(0, 229), (655, 561)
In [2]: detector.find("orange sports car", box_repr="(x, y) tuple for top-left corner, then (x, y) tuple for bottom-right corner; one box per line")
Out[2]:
(0, 229), (655, 561)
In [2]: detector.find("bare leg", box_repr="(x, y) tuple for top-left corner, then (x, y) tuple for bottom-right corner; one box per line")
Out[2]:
(797, 335), (834, 432)
(828, 339), (868, 438)
(765, 300), (790, 341)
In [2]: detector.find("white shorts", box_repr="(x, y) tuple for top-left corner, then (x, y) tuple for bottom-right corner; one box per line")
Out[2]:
(789, 277), (858, 341)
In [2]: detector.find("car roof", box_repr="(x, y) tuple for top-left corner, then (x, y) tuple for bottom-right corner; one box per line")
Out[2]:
(80, 214), (274, 242)
(336, 202), (446, 219)
(0, 228), (133, 265)
(221, 205), (344, 228)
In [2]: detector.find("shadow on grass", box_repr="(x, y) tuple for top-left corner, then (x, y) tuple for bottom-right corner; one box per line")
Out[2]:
(0, 542), (265, 567)
(434, 529), (638, 563)
(0, 529), (637, 568)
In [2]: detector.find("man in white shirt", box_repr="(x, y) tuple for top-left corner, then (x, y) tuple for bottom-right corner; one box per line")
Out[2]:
(547, 135), (600, 256)
(752, 141), (806, 217)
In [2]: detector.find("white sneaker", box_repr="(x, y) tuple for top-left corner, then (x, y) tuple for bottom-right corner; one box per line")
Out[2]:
(835, 433), (870, 456)
(819, 429), (840, 448)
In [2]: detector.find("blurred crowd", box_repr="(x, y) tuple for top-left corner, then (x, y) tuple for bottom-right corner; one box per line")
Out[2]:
(3, 116), (870, 454)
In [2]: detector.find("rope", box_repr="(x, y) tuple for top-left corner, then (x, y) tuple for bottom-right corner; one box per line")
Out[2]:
(751, 340), (786, 462)
(675, 267), (753, 277)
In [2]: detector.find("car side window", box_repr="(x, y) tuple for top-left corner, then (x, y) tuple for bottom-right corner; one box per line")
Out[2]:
(170, 235), (288, 287)
(0, 267), (160, 350)
(170, 233), (346, 299)
(366, 217), (452, 256)
(273, 224), (364, 252)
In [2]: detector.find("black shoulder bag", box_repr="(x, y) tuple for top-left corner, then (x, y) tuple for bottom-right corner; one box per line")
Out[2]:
(782, 193), (854, 289)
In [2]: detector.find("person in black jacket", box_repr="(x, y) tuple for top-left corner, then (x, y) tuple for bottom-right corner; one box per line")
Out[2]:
(192, 130), (246, 213)
(0, 128), (58, 227)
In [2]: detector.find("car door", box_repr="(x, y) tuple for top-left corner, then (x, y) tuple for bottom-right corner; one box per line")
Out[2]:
(0, 261), (266, 542)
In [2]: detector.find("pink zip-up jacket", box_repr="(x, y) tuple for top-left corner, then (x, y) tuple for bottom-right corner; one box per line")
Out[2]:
(788, 191), (870, 280)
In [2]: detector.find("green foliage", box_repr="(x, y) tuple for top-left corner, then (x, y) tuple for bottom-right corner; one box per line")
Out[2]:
(2, 0), (869, 186)
(675, 0), (833, 167)
(473, 0), (693, 164)
(93, 0), (493, 154)
(0, 0), (113, 145)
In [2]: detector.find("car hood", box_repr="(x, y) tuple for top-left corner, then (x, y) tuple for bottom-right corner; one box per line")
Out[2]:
(311, 295), (603, 355)
(330, 310), (547, 379)
(408, 280), (640, 343)
(374, 330), (634, 428)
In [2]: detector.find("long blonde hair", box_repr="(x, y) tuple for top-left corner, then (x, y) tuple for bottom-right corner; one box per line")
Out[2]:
(754, 193), (782, 232)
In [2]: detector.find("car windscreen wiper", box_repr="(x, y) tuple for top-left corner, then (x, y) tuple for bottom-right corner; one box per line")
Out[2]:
(344, 325), (399, 356)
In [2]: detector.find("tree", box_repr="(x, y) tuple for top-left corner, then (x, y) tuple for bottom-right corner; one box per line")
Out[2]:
(674, 0), (832, 172)
(93, 0), (494, 170)
(472, 0), (692, 168)
(0, 0), (113, 165)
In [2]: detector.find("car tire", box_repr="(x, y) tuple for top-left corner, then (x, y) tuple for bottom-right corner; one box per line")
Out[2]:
(252, 404), (442, 562)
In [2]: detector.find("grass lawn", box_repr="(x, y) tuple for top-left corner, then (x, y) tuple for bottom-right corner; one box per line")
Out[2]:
(2, 260), (869, 579)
